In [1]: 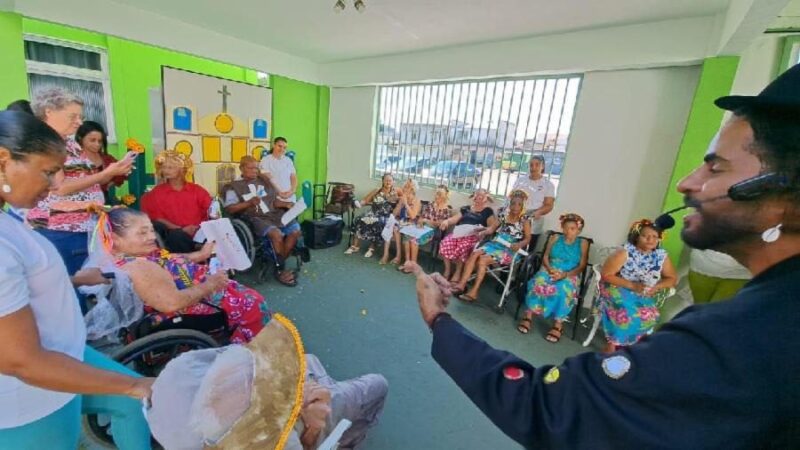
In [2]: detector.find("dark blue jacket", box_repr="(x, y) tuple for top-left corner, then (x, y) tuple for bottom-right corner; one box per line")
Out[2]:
(432, 255), (800, 449)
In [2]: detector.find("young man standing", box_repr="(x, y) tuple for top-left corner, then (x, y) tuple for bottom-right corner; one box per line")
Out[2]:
(259, 137), (297, 202)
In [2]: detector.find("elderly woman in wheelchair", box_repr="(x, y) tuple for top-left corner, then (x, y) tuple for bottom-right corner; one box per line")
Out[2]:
(597, 219), (678, 353)
(518, 213), (589, 342)
(452, 189), (532, 303)
(102, 207), (271, 344)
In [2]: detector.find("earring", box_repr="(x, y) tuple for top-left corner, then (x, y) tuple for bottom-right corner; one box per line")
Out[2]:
(1, 184), (9, 194)
(761, 223), (782, 243)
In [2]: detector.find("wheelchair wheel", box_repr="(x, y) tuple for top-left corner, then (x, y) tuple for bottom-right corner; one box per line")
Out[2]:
(83, 329), (219, 448)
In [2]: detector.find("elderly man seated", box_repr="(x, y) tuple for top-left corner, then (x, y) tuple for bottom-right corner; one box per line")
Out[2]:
(223, 156), (301, 287)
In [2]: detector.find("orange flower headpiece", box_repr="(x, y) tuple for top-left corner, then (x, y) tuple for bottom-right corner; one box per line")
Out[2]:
(629, 218), (664, 237)
(559, 212), (585, 230)
(155, 150), (194, 182)
(508, 189), (529, 202)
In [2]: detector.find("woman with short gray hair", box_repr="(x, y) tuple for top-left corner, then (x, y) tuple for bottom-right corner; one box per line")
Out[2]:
(27, 87), (133, 310)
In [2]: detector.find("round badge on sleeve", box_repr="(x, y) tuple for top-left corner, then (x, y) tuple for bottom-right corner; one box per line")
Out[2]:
(602, 355), (631, 380)
(503, 365), (525, 381)
(543, 367), (560, 384)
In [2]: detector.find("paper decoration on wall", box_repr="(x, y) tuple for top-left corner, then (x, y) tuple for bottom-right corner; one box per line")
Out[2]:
(162, 67), (272, 195)
(173, 107), (192, 131)
(253, 119), (268, 139)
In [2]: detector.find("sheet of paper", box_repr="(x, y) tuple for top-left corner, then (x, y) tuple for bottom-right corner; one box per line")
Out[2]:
(199, 218), (252, 271)
(451, 224), (484, 238)
(399, 225), (434, 240)
(281, 198), (307, 225)
(242, 192), (269, 213)
(381, 215), (397, 242)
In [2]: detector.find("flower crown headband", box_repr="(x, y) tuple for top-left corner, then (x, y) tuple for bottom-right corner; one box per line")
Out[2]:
(559, 212), (585, 229)
(629, 218), (663, 237)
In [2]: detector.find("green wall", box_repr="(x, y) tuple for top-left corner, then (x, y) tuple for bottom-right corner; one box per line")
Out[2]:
(271, 75), (330, 202)
(0, 12), (328, 203)
(660, 56), (740, 263)
(0, 13), (29, 107)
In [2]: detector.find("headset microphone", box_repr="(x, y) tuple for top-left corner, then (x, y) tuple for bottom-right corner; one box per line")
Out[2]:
(654, 173), (790, 230)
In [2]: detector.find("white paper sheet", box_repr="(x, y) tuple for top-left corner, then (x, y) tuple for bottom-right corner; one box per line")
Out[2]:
(199, 218), (252, 271)
(399, 225), (434, 241)
(243, 185), (269, 213)
(381, 215), (397, 242)
(281, 198), (307, 225)
(451, 224), (484, 238)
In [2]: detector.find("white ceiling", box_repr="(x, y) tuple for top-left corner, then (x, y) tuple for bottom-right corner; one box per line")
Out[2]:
(109, 0), (732, 63)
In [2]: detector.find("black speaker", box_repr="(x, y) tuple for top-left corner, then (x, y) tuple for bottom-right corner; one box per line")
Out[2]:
(302, 218), (345, 249)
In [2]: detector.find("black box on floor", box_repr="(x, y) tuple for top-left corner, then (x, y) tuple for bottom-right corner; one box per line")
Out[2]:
(302, 217), (345, 249)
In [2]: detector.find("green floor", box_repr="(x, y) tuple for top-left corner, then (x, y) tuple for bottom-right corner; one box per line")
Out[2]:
(242, 240), (600, 449)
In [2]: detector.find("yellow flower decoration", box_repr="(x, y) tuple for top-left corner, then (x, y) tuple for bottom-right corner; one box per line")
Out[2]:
(159, 249), (171, 259)
(120, 194), (137, 206)
(126, 138), (146, 154)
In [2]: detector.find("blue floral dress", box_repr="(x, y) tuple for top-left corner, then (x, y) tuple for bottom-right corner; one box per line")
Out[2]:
(599, 243), (667, 346)
(477, 208), (529, 266)
(525, 235), (584, 320)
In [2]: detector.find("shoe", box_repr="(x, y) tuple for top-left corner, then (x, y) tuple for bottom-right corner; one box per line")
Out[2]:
(344, 246), (359, 255)
(364, 248), (375, 258)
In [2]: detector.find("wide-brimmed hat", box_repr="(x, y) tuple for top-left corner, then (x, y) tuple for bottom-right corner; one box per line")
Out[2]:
(146, 314), (305, 449)
(715, 64), (800, 111)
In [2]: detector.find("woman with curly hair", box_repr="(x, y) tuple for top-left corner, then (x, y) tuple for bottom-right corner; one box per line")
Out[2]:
(518, 213), (589, 342)
(598, 219), (677, 353)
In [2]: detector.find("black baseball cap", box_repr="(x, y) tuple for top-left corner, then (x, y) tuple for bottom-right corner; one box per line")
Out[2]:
(715, 64), (800, 111)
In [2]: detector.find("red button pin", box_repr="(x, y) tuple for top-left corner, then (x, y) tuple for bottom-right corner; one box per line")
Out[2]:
(503, 366), (524, 381)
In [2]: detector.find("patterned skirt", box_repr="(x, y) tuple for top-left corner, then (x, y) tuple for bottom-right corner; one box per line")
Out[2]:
(598, 282), (660, 346)
(439, 234), (480, 262)
(525, 270), (580, 321)
(477, 240), (515, 266)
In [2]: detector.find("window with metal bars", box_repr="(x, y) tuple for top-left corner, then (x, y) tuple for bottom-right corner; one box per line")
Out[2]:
(374, 76), (582, 197)
(24, 35), (117, 143)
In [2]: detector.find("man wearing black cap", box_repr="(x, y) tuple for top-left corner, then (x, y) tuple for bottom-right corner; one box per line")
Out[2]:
(405, 64), (800, 449)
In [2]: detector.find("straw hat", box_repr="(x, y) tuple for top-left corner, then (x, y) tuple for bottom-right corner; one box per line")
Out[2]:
(146, 314), (305, 449)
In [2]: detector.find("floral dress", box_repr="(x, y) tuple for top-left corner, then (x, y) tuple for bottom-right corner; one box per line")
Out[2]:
(476, 208), (529, 266)
(402, 203), (451, 246)
(354, 188), (397, 245)
(599, 243), (667, 346)
(525, 235), (584, 320)
(117, 251), (271, 344)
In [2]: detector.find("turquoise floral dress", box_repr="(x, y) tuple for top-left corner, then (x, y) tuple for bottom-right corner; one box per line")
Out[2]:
(599, 243), (667, 346)
(525, 235), (584, 320)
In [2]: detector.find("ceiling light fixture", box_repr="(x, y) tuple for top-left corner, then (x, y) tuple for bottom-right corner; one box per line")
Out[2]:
(334, 0), (346, 13)
(354, 0), (366, 12)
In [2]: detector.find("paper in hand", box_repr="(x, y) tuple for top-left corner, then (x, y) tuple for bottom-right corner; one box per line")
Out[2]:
(281, 199), (307, 225)
(199, 219), (252, 271)
(451, 224), (484, 238)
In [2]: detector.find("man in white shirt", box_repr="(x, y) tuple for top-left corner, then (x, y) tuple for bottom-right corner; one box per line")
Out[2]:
(510, 155), (555, 238)
(259, 137), (297, 202)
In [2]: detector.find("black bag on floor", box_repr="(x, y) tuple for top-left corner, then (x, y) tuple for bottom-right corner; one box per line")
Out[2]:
(302, 218), (344, 249)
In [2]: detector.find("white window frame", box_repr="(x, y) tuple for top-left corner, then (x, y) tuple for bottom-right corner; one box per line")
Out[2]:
(24, 34), (117, 143)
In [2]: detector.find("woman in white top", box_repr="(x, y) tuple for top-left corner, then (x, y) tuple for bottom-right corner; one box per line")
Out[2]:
(0, 111), (152, 449)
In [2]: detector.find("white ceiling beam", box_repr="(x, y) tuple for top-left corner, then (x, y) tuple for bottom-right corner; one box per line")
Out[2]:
(716, 0), (792, 54)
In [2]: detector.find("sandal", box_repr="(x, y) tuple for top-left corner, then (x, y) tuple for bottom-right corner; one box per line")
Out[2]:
(364, 248), (375, 258)
(344, 246), (360, 255)
(390, 258), (401, 265)
(276, 271), (297, 287)
(458, 293), (477, 303)
(545, 326), (563, 343)
(517, 317), (532, 334)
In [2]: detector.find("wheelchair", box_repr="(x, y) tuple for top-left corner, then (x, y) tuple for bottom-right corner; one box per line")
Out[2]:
(228, 214), (309, 283)
(511, 230), (595, 340)
(83, 282), (234, 448)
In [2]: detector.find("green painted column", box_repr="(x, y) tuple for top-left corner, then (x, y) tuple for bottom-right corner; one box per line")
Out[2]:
(660, 56), (740, 262)
(0, 12), (29, 107)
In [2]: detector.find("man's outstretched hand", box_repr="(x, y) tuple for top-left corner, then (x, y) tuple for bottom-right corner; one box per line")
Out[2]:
(402, 261), (452, 328)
